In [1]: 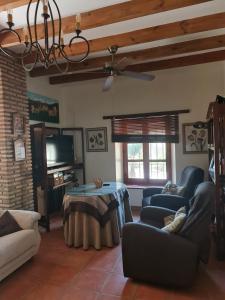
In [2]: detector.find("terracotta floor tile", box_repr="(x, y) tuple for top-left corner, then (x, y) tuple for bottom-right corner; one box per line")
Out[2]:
(97, 294), (121, 300)
(87, 249), (120, 272)
(112, 257), (124, 275)
(135, 284), (173, 300)
(47, 264), (79, 285)
(102, 273), (137, 298)
(70, 269), (110, 291)
(21, 283), (64, 300)
(60, 287), (98, 300)
(0, 274), (40, 300)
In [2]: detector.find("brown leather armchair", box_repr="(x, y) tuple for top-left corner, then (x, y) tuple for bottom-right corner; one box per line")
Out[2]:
(142, 166), (204, 211)
(122, 182), (215, 287)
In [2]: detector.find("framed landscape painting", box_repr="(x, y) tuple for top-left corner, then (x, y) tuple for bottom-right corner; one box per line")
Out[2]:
(86, 127), (108, 152)
(27, 91), (59, 124)
(182, 123), (208, 154)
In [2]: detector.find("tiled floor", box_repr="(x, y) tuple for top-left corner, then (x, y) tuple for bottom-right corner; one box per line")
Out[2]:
(1, 215), (225, 300)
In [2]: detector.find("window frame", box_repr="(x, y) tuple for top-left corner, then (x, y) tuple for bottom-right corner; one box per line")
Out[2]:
(123, 143), (172, 186)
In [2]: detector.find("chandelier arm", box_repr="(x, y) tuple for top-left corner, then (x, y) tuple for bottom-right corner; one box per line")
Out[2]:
(0, 29), (21, 59)
(53, 48), (70, 73)
(48, 2), (56, 45)
(60, 35), (90, 63)
(21, 46), (39, 72)
(0, 28), (34, 60)
(35, 41), (47, 63)
(34, 0), (41, 43)
(47, 44), (56, 63)
(52, 0), (62, 46)
(27, 0), (33, 44)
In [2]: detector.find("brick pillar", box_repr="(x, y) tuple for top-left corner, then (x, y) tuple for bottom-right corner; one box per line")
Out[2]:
(0, 54), (33, 210)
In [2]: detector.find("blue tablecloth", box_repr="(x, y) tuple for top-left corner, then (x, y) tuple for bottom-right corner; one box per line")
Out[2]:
(66, 182), (127, 197)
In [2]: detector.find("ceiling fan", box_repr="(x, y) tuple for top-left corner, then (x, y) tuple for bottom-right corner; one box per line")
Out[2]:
(101, 45), (155, 92)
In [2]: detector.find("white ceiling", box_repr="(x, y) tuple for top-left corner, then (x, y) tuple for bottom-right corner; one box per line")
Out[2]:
(1, 0), (225, 61)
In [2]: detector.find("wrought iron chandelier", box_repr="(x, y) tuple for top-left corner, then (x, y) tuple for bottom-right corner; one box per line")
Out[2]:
(0, 0), (90, 72)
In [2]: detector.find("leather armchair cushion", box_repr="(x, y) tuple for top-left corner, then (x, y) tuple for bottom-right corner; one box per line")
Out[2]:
(143, 187), (163, 198)
(150, 194), (189, 211)
(140, 206), (176, 228)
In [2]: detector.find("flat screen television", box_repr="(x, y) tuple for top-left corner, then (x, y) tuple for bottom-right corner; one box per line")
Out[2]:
(46, 135), (74, 167)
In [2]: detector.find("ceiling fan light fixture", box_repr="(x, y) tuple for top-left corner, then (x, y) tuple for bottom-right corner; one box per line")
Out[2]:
(0, 0), (90, 73)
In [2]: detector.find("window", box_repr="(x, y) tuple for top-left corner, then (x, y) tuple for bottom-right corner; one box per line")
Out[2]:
(123, 143), (171, 186)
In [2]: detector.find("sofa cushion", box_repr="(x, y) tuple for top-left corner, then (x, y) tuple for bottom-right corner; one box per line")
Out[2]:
(0, 211), (22, 237)
(162, 207), (186, 233)
(0, 229), (37, 268)
(163, 206), (186, 226)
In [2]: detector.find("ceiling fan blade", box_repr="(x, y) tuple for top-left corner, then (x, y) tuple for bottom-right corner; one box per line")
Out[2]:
(115, 57), (134, 70)
(102, 75), (114, 92)
(120, 71), (155, 81)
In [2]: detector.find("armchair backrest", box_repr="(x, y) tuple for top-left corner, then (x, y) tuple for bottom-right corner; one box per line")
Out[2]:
(179, 181), (215, 262)
(177, 166), (204, 199)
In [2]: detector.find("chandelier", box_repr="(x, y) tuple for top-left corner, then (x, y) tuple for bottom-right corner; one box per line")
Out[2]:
(0, 0), (90, 72)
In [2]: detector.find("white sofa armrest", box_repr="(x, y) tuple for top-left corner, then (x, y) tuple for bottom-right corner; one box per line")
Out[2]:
(8, 210), (41, 230)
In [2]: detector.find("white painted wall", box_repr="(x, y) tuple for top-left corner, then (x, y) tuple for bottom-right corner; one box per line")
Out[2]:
(27, 61), (225, 206)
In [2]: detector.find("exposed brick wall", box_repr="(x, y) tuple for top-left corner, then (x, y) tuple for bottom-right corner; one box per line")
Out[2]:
(0, 54), (33, 210)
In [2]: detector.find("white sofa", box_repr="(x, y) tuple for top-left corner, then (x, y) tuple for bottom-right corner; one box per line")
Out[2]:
(0, 210), (41, 282)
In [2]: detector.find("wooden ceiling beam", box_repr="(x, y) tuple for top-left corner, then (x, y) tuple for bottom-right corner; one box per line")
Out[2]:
(0, 0), (30, 11)
(0, 0), (212, 47)
(49, 49), (225, 85)
(24, 12), (225, 65)
(30, 34), (225, 77)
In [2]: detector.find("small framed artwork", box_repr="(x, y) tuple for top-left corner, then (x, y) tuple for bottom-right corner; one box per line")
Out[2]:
(182, 123), (208, 154)
(14, 138), (26, 161)
(13, 113), (24, 136)
(86, 127), (108, 152)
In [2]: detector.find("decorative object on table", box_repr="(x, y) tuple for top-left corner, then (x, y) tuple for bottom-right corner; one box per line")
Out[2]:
(182, 123), (208, 154)
(0, 1), (89, 73)
(86, 127), (108, 152)
(14, 138), (26, 161)
(94, 178), (103, 189)
(28, 91), (59, 123)
(12, 113), (24, 136)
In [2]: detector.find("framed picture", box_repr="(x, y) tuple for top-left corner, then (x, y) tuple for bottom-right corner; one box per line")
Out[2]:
(13, 113), (24, 136)
(182, 123), (208, 154)
(14, 138), (26, 161)
(27, 91), (59, 124)
(86, 127), (108, 152)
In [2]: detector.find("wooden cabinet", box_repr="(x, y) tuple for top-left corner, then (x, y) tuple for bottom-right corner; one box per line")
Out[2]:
(207, 102), (225, 259)
(30, 124), (85, 231)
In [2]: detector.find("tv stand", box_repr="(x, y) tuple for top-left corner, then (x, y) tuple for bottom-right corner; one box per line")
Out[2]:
(30, 124), (85, 231)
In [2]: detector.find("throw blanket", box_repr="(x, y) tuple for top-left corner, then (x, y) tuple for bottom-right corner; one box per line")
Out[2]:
(63, 182), (132, 227)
